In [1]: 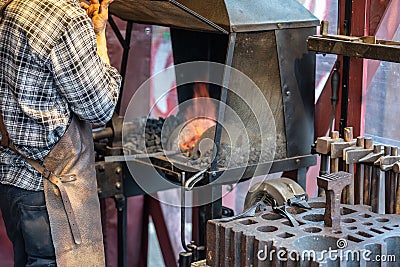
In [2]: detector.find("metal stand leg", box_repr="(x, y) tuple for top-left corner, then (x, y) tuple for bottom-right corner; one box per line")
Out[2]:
(115, 194), (127, 267)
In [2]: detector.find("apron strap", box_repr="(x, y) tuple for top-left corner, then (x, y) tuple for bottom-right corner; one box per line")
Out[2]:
(0, 112), (82, 244)
(0, 112), (9, 147)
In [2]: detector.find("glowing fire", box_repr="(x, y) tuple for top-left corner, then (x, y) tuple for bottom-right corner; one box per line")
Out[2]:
(179, 83), (216, 152)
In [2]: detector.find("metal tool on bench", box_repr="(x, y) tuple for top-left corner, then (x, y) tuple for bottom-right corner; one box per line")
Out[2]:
(317, 171), (352, 228)
(376, 146), (400, 214)
(343, 137), (372, 205)
(316, 128), (355, 182)
(316, 127), (355, 203)
(339, 127), (357, 203)
(219, 198), (301, 227)
(330, 128), (356, 173)
(358, 144), (383, 211)
(390, 147), (398, 213)
(390, 158), (400, 214)
(341, 135), (367, 204)
(223, 178), (312, 227)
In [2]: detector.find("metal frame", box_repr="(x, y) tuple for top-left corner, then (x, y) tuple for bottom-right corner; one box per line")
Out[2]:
(102, 15), (178, 267)
(108, 15), (133, 115)
(104, 6), (318, 266)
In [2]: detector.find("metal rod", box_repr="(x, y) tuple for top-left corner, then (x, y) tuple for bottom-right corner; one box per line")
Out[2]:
(104, 150), (185, 162)
(115, 20), (133, 115)
(329, 62), (340, 135)
(389, 147), (398, 214)
(370, 145), (382, 212)
(370, 165), (380, 213)
(393, 162), (400, 214)
(363, 165), (371, 205)
(396, 172), (400, 214)
(385, 146), (394, 213)
(211, 33), (236, 171)
(108, 15), (126, 49)
(389, 172), (396, 213)
(339, 56), (349, 138)
(167, 0), (229, 35)
(363, 138), (373, 205)
(180, 172), (190, 252)
(116, 195), (127, 267)
(184, 168), (208, 191)
(354, 136), (364, 204)
(355, 162), (363, 204)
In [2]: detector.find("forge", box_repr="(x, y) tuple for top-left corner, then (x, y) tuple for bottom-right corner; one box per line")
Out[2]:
(95, 0), (321, 265)
(107, 0), (320, 190)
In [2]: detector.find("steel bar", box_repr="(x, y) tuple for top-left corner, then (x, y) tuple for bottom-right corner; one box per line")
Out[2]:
(396, 175), (400, 214)
(363, 137), (373, 205)
(307, 35), (400, 63)
(390, 147), (398, 214)
(385, 146), (392, 214)
(393, 162), (400, 214)
(354, 136), (364, 204)
(167, 0), (229, 34)
(181, 173), (190, 252)
(211, 154), (317, 185)
(104, 150), (185, 162)
(184, 168), (208, 191)
(115, 195), (127, 267)
(370, 145), (383, 212)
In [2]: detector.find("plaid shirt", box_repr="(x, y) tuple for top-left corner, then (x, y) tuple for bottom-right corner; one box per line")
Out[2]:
(0, 0), (121, 191)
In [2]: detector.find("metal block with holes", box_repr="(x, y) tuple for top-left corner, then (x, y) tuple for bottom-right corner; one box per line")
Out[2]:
(206, 198), (400, 266)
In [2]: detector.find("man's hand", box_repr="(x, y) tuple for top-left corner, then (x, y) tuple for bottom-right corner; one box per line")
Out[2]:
(80, 0), (113, 35)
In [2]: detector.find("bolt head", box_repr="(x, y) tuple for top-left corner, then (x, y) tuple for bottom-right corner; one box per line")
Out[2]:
(115, 182), (122, 190)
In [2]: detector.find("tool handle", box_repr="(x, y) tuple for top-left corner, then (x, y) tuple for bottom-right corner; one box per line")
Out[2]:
(331, 66), (340, 104)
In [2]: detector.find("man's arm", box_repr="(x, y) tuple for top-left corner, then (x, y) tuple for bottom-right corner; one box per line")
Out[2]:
(96, 30), (110, 65)
(81, 0), (114, 64)
(80, 0), (113, 64)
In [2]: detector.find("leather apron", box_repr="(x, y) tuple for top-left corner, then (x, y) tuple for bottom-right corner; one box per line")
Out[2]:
(0, 114), (105, 266)
(43, 117), (105, 266)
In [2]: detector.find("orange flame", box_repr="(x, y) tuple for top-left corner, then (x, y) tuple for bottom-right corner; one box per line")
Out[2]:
(179, 83), (216, 152)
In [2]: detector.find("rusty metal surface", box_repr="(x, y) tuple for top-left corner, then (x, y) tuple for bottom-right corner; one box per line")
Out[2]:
(206, 198), (400, 266)
(317, 172), (352, 228)
(109, 0), (319, 32)
(307, 35), (400, 63)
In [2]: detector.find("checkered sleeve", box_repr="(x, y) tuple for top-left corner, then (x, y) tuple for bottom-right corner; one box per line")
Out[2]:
(49, 12), (121, 125)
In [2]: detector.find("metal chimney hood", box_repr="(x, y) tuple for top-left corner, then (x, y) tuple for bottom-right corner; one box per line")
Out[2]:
(109, 0), (319, 33)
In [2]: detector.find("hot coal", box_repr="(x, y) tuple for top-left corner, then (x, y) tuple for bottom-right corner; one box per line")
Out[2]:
(123, 116), (274, 168)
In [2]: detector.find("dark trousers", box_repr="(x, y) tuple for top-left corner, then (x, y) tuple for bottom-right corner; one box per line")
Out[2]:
(0, 184), (56, 267)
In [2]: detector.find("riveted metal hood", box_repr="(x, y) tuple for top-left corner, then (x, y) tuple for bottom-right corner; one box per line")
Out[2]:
(109, 0), (319, 33)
